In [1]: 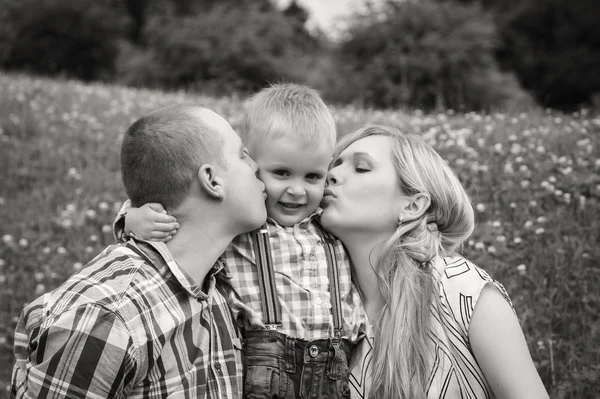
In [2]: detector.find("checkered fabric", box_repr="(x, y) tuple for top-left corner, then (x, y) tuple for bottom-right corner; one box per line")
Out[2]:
(11, 239), (243, 399)
(226, 212), (368, 342)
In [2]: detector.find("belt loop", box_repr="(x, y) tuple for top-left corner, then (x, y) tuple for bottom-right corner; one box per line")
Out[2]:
(285, 336), (296, 373)
(327, 338), (345, 380)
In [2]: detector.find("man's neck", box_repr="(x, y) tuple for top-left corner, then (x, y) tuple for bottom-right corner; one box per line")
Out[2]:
(165, 214), (235, 289)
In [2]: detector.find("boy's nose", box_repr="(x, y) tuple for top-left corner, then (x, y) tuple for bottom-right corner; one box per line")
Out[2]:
(286, 184), (306, 196)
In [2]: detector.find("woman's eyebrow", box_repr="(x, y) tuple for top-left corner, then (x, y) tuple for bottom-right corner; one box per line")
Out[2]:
(353, 152), (376, 162)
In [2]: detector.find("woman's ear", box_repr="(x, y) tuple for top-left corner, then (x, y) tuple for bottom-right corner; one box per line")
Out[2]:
(198, 164), (225, 200)
(401, 193), (431, 222)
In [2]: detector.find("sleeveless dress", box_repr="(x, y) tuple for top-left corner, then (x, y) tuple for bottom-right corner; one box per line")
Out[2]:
(349, 256), (513, 399)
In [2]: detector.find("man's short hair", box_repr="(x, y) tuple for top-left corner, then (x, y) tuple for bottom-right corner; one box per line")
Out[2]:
(243, 83), (337, 151)
(121, 104), (223, 210)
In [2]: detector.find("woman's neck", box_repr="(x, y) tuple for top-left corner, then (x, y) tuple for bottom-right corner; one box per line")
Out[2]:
(342, 232), (391, 322)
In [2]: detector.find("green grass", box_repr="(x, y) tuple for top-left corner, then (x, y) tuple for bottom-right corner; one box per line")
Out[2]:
(1, 73), (599, 398)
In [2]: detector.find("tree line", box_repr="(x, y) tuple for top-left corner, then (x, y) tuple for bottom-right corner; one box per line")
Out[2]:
(0, 0), (598, 111)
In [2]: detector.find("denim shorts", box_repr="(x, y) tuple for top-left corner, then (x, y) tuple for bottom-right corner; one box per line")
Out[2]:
(242, 330), (353, 399)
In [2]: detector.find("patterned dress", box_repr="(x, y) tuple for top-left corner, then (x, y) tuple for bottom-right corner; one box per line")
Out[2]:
(350, 256), (513, 399)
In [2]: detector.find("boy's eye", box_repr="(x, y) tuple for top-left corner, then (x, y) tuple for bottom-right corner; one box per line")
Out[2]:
(272, 169), (290, 177)
(306, 173), (323, 181)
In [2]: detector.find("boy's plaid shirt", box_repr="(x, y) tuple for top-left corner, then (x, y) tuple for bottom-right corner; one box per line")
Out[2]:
(11, 239), (243, 399)
(226, 211), (368, 342)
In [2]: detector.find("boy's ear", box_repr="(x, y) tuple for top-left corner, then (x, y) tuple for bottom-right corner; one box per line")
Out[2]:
(198, 164), (225, 200)
(401, 193), (431, 222)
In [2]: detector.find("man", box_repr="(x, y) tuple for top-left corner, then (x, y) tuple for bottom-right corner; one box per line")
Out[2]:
(11, 105), (267, 398)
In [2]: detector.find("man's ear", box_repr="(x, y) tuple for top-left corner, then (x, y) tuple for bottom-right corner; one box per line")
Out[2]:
(401, 193), (431, 222)
(198, 164), (225, 200)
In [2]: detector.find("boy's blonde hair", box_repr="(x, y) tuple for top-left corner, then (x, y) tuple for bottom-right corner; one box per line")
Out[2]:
(243, 83), (336, 152)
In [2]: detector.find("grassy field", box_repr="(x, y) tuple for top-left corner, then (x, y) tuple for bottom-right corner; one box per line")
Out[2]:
(1, 73), (599, 398)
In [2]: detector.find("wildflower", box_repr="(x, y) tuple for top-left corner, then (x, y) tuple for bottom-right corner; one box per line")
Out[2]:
(524, 221), (533, 229)
(513, 237), (523, 244)
(519, 165), (529, 172)
(62, 219), (73, 229)
(536, 216), (547, 223)
(510, 202), (516, 209)
(57, 247), (67, 255)
(0, 259), (5, 268)
(487, 246), (497, 254)
(548, 176), (557, 183)
(554, 190), (563, 197)
(35, 284), (46, 295)
(19, 238), (29, 247)
(101, 225), (112, 234)
(0, 335), (6, 345)
(536, 146), (546, 154)
(515, 156), (524, 163)
(34, 272), (45, 282)
(521, 180), (530, 188)
(492, 220), (502, 228)
(73, 262), (83, 271)
(517, 264), (527, 275)
(2, 234), (13, 244)
(475, 242), (485, 250)
(529, 200), (537, 207)
(89, 235), (98, 242)
(0, 275), (5, 284)
(85, 246), (94, 253)
(579, 195), (587, 209)
(468, 239), (474, 246)
(98, 201), (109, 211)
(476, 203), (486, 213)
(535, 227), (545, 235)
(85, 209), (97, 219)
(42, 246), (51, 254)
(496, 235), (506, 243)
(0, 197), (4, 205)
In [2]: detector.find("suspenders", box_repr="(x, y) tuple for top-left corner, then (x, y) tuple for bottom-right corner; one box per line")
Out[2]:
(251, 223), (344, 338)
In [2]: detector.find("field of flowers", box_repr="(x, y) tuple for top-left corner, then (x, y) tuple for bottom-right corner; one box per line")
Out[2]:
(1, 72), (599, 398)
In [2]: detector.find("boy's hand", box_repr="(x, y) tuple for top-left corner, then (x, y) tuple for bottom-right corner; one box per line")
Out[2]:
(125, 203), (179, 242)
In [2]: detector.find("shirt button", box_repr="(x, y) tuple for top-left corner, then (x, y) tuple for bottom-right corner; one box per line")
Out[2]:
(309, 345), (319, 358)
(214, 362), (221, 370)
(314, 297), (323, 305)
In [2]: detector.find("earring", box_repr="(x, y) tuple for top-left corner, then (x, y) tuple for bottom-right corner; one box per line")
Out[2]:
(397, 214), (404, 225)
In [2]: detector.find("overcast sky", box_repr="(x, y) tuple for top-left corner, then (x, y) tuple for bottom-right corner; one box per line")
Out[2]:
(277, 0), (373, 37)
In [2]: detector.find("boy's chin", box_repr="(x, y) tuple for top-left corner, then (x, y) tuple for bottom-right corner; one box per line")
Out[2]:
(269, 209), (313, 227)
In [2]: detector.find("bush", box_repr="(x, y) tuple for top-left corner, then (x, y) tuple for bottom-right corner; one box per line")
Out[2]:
(0, 0), (125, 81)
(118, 3), (317, 94)
(329, 0), (531, 110)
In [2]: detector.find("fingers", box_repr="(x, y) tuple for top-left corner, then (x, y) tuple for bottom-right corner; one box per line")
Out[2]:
(151, 230), (174, 240)
(146, 203), (167, 214)
(153, 219), (179, 230)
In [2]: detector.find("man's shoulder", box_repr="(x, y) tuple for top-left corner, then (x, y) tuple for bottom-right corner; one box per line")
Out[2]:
(22, 244), (162, 331)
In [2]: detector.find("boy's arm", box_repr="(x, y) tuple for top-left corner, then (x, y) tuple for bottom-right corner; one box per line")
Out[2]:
(11, 304), (138, 399)
(113, 200), (179, 243)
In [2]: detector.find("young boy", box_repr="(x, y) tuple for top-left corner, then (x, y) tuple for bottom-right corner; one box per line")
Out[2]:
(116, 84), (367, 398)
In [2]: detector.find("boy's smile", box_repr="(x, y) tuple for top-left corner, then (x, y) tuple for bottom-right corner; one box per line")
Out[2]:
(250, 136), (332, 227)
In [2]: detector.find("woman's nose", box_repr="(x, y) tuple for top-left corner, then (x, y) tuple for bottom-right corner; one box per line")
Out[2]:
(327, 169), (339, 185)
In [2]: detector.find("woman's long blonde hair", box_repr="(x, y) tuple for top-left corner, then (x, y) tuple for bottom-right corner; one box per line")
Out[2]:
(334, 125), (475, 398)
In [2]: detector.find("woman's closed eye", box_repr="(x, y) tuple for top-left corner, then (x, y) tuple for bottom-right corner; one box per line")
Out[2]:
(355, 165), (371, 173)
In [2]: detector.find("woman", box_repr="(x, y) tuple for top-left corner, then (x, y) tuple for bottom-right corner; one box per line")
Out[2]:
(320, 125), (549, 399)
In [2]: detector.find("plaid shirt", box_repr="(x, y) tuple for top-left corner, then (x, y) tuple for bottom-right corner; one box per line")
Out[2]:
(226, 211), (367, 342)
(11, 238), (243, 399)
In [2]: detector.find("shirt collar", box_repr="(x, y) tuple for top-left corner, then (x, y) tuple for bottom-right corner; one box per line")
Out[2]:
(128, 238), (225, 300)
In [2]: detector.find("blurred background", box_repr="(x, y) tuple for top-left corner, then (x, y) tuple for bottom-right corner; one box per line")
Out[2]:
(1, 0), (599, 111)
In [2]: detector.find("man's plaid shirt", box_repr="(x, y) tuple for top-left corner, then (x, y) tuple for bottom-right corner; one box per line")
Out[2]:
(226, 211), (367, 342)
(11, 238), (243, 399)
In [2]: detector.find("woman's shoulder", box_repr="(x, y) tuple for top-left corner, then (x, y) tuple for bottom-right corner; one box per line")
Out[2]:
(431, 255), (512, 311)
